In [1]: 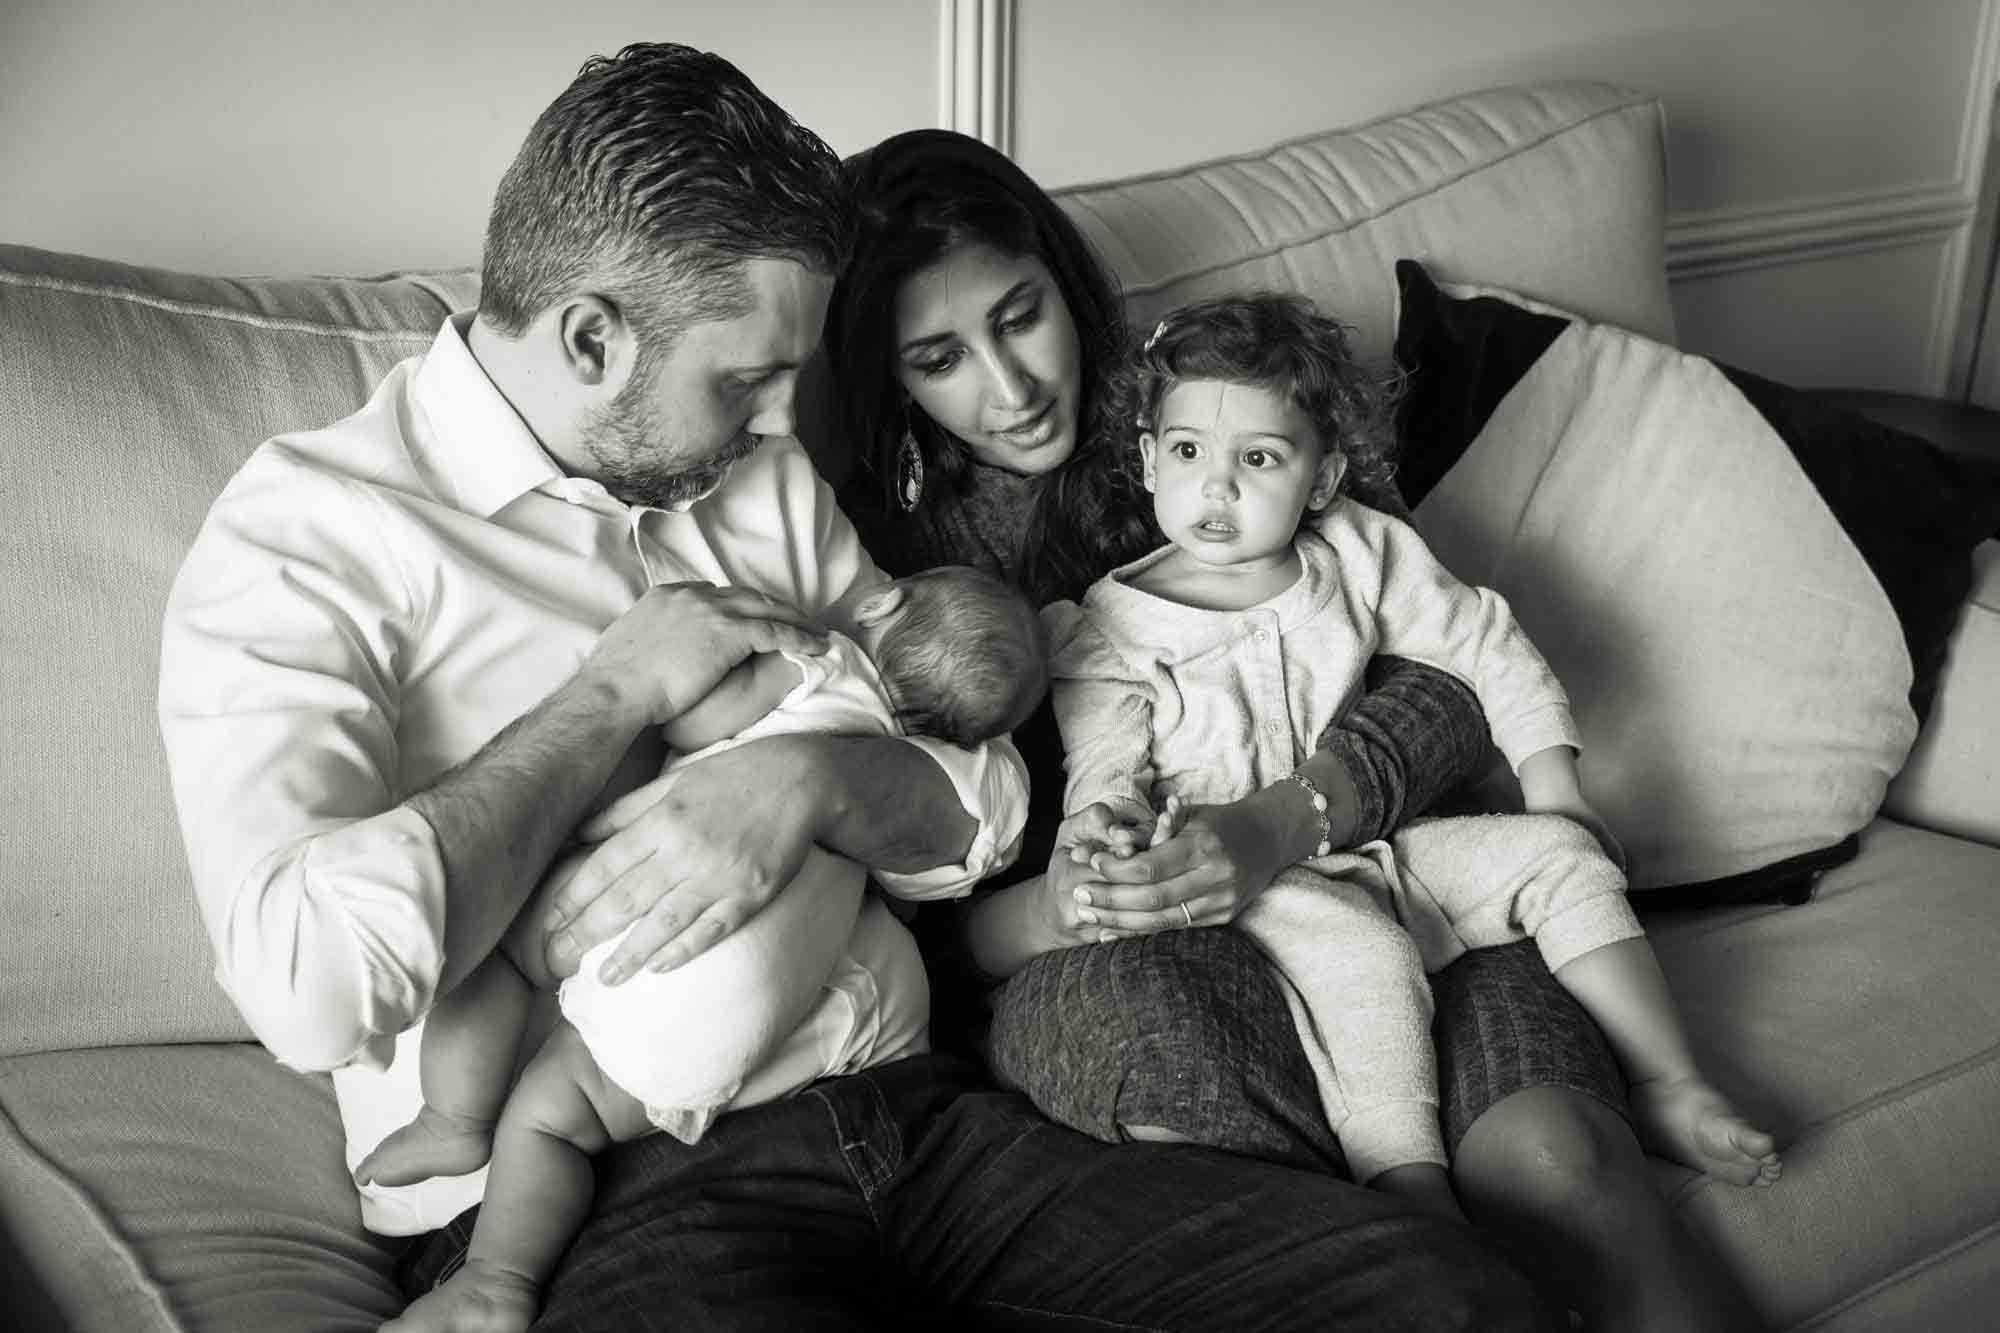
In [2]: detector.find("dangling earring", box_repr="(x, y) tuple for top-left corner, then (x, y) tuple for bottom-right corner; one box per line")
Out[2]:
(895, 423), (925, 514)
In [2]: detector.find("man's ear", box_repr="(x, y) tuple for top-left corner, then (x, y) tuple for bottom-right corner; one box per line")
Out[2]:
(1138, 433), (1159, 493)
(1307, 451), (1347, 511)
(555, 295), (632, 390)
(853, 583), (908, 626)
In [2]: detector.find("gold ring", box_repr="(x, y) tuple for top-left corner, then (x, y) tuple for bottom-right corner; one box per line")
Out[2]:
(1180, 901), (1194, 928)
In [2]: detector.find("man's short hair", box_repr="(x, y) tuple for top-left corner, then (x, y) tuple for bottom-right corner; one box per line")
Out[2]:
(479, 42), (854, 348)
(874, 567), (1049, 748)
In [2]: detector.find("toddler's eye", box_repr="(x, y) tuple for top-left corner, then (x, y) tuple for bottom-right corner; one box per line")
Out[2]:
(1170, 440), (1200, 461)
(1243, 449), (1273, 468)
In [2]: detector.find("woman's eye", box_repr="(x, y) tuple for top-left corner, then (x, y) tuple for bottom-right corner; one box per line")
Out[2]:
(913, 349), (963, 378)
(998, 302), (1041, 334)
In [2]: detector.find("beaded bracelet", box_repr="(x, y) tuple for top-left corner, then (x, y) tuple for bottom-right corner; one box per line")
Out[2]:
(1281, 770), (1334, 859)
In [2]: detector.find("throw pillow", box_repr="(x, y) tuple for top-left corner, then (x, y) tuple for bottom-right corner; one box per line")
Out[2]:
(1391, 259), (2000, 907)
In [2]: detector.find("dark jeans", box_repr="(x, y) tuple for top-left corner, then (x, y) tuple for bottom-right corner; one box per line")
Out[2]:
(400, 1053), (1557, 1331)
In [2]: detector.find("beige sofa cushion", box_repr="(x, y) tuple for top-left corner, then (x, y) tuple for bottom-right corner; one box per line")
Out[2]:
(1052, 81), (1674, 365)
(0, 248), (478, 1057)
(0, 1044), (402, 1331)
(1884, 539), (2000, 845)
(1647, 818), (2000, 1328)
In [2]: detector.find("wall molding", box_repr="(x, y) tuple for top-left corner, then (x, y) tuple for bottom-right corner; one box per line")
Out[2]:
(1665, 0), (2000, 397)
(935, 0), (1014, 153)
(1664, 185), (1976, 283)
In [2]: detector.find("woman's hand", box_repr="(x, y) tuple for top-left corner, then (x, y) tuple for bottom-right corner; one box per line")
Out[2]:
(540, 737), (820, 985)
(1075, 795), (1286, 935)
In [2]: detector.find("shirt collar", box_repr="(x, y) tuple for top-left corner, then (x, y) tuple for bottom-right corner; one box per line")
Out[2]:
(409, 313), (566, 519)
(408, 314), (743, 520)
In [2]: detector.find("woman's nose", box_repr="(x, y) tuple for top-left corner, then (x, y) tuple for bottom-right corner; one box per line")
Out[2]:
(983, 347), (1034, 410)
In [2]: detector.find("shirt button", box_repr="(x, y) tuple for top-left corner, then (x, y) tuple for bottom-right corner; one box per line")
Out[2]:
(1266, 721), (1283, 735)
(1254, 629), (1271, 644)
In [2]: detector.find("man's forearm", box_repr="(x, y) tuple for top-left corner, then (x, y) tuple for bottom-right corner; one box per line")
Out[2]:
(409, 671), (650, 995)
(798, 734), (979, 873)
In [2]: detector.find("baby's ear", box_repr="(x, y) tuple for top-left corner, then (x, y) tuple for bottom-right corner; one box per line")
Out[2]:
(1307, 451), (1347, 511)
(1138, 433), (1159, 492)
(853, 583), (908, 626)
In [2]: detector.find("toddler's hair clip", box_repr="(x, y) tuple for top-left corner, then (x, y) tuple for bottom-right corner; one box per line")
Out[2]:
(1143, 319), (1168, 353)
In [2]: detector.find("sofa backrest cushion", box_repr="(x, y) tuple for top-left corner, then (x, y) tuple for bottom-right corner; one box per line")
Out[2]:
(1051, 81), (1674, 366)
(0, 249), (478, 1055)
(0, 79), (1670, 1056)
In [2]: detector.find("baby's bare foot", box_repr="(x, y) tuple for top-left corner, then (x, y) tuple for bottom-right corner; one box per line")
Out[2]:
(1630, 1075), (1782, 1187)
(355, 1106), (494, 1188)
(382, 1261), (537, 1333)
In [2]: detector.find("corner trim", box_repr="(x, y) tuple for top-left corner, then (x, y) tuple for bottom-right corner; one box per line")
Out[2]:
(935, 0), (1014, 154)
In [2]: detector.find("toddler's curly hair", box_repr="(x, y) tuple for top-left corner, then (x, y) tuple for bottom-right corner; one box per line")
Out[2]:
(1113, 292), (1402, 511)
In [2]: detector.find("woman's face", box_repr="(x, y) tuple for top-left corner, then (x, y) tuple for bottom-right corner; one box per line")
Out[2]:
(892, 240), (1082, 476)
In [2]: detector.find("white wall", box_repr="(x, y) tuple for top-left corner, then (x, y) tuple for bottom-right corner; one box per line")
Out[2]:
(4, 0), (1995, 400)
(1006, 0), (1999, 398)
(0, 0), (935, 275)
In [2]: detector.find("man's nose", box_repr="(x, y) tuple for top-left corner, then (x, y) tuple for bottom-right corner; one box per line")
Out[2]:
(746, 378), (796, 438)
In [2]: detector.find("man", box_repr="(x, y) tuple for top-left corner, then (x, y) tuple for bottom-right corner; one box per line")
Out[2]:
(159, 42), (1553, 1330)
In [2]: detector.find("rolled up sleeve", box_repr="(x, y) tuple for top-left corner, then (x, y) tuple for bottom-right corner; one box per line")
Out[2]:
(160, 455), (444, 1072)
(870, 732), (1029, 901)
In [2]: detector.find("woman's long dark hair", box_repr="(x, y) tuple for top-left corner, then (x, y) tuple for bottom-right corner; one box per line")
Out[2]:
(825, 130), (1156, 605)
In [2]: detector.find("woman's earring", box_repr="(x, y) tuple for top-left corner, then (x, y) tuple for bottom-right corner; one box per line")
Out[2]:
(895, 427), (925, 514)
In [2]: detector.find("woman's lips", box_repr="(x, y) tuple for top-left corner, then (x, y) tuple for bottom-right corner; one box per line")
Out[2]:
(991, 401), (1057, 446)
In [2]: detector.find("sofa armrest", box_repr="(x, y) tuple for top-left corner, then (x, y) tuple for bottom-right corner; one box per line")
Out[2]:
(1808, 389), (2000, 462)
(1822, 392), (2000, 847)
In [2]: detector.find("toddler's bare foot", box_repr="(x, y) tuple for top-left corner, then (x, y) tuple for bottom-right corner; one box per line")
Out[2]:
(382, 1260), (536, 1333)
(355, 1106), (494, 1188)
(1630, 1075), (1781, 1187)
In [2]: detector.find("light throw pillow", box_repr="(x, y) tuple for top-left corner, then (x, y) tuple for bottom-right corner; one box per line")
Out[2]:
(1391, 260), (2000, 906)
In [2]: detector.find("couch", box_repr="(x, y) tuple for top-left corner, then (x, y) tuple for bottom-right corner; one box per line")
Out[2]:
(5, 80), (1997, 1332)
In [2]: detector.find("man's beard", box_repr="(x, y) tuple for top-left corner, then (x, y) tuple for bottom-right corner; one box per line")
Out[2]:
(583, 390), (763, 511)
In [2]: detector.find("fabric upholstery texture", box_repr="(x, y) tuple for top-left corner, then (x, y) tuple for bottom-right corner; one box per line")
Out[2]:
(1884, 540), (2000, 844)
(1050, 82), (1674, 367)
(0, 1045), (404, 1331)
(5, 78), (1999, 1331)
(1393, 259), (2000, 903)
(0, 248), (479, 1058)
(1644, 819), (2000, 1329)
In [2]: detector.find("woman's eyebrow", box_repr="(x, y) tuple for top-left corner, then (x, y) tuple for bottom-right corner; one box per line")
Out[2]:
(986, 279), (1037, 315)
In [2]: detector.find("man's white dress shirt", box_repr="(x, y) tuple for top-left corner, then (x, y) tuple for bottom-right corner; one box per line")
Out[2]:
(159, 315), (1025, 1232)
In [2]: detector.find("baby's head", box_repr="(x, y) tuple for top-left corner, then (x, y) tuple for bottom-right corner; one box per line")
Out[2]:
(1125, 293), (1400, 564)
(835, 566), (1049, 747)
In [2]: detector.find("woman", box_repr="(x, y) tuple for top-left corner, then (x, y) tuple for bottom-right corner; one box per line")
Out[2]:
(823, 128), (1758, 1330)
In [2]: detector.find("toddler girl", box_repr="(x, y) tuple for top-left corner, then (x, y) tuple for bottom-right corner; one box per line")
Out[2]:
(1042, 293), (1780, 1221)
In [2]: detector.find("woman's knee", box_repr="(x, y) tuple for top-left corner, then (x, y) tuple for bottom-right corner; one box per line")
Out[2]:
(1454, 1086), (1649, 1219)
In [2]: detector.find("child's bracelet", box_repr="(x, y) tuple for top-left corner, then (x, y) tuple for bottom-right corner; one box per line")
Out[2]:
(1280, 770), (1334, 859)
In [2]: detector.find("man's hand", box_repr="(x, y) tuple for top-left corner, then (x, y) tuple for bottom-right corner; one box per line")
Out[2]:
(579, 581), (825, 728)
(542, 738), (821, 984)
